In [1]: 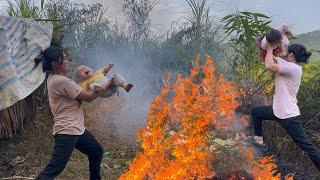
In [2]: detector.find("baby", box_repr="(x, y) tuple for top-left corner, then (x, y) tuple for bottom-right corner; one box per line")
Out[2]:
(76, 64), (133, 98)
(258, 23), (293, 60)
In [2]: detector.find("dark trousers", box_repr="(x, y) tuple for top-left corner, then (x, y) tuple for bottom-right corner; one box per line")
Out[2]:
(36, 130), (103, 180)
(251, 105), (320, 170)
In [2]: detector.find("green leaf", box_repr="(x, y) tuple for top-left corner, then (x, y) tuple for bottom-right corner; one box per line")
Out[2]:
(240, 11), (253, 17)
(254, 12), (270, 19)
(221, 14), (234, 22)
(103, 151), (112, 157)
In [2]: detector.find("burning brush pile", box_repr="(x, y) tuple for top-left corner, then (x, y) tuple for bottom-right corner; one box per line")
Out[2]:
(120, 55), (293, 179)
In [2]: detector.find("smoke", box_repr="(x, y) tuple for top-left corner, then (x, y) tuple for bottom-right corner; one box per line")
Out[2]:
(78, 47), (160, 141)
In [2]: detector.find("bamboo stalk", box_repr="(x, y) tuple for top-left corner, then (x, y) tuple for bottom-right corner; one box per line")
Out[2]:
(0, 111), (7, 138)
(0, 99), (29, 139)
(3, 109), (12, 138)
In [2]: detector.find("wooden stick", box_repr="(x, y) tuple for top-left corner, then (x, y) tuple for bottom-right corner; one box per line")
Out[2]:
(1, 176), (34, 179)
(34, 18), (61, 22)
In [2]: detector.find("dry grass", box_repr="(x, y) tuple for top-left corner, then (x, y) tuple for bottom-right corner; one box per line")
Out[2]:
(263, 121), (320, 176)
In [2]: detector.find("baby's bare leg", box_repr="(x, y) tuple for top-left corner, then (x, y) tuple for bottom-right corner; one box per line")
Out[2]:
(102, 76), (115, 89)
(111, 74), (133, 92)
(100, 87), (118, 98)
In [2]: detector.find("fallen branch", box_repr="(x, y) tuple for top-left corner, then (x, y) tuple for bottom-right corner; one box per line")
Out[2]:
(1, 176), (34, 180)
(304, 112), (320, 126)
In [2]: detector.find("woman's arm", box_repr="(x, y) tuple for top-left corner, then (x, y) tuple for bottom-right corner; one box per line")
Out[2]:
(76, 86), (105, 102)
(265, 46), (280, 73)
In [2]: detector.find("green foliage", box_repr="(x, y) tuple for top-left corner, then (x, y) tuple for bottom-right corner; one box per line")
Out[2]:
(50, 23), (64, 46)
(221, 11), (271, 67)
(6, 0), (45, 18)
(299, 61), (320, 123)
(185, 0), (210, 42)
(221, 11), (270, 43)
(221, 11), (273, 112)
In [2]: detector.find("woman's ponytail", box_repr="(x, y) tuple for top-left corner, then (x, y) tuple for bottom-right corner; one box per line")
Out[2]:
(34, 46), (64, 73)
(288, 43), (312, 64)
(34, 51), (44, 70)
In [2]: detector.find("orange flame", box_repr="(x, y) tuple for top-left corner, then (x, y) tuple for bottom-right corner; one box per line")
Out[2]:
(252, 156), (281, 180)
(120, 55), (290, 179)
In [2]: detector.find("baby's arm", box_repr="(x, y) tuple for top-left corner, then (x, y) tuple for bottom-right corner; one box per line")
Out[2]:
(103, 64), (114, 75)
(282, 36), (289, 47)
(283, 27), (293, 38)
(277, 23), (293, 38)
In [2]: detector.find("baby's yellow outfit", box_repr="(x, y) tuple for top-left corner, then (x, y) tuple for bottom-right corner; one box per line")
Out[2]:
(80, 68), (105, 90)
(80, 68), (126, 98)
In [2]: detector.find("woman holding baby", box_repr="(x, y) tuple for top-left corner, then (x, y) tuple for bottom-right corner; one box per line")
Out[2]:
(251, 24), (320, 171)
(34, 46), (107, 180)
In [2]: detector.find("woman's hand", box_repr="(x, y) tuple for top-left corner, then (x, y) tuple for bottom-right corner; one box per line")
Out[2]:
(264, 41), (272, 50)
(267, 44), (274, 52)
(76, 87), (106, 102)
(93, 84), (106, 93)
(265, 44), (280, 73)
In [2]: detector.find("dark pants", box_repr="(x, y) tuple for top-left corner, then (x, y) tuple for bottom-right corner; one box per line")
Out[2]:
(251, 105), (320, 170)
(36, 130), (103, 180)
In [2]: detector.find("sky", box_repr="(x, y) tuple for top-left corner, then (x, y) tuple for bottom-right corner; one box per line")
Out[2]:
(1, 0), (320, 34)
(74, 0), (320, 35)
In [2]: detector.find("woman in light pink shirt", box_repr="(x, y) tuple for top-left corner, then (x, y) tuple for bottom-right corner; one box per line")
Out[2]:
(34, 46), (111, 180)
(250, 43), (320, 171)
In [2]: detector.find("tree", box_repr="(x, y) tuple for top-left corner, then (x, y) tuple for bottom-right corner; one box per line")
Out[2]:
(122, 0), (157, 44)
(221, 11), (273, 112)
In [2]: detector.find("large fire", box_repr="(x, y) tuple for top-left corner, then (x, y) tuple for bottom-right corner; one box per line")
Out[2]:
(120, 55), (292, 179)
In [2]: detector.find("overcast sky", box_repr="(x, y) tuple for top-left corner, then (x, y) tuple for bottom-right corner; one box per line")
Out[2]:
(1, 0), (319, 34)
(74, 0), (320, 35)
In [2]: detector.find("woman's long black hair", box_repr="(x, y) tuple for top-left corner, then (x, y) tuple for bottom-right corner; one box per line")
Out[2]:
(288, 43), (312, 64)
(34, 46), (64, 72)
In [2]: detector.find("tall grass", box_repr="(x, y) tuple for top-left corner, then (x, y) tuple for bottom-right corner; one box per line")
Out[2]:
(6, 0), (44, 18)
